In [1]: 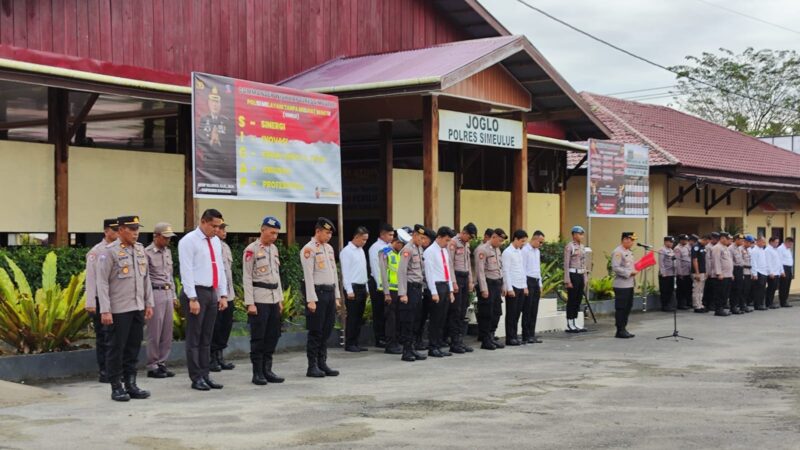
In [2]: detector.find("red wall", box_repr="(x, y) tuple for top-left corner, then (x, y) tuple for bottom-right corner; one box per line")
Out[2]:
(0, 0), (466, 83)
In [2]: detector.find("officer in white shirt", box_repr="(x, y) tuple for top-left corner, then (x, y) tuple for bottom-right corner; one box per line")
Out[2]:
(749, 236), (769, 310)
(777, 237), (794, 308)
(521, 230), (545, 344)
(502, 230), (528, 346)
(422, 226), (456, 358)
(367, 224), (394, 347)
(340, 226), (370, 352)
(765, 237), (784, 309)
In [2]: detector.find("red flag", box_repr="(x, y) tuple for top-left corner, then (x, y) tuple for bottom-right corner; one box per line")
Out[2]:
(634, 251), (656, 271)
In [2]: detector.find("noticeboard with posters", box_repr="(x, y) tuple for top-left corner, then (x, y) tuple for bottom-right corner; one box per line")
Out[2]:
(192, 72), (342, 204)
(587, 139), (649, 218)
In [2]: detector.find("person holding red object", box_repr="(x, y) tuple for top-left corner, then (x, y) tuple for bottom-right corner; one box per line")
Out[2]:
(612, 232), (639, 338)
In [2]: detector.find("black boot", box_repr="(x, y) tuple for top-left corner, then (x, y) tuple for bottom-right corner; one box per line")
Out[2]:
(110, 379), (130, 402)
(124, 374), (150, 399)
(306, 355), (325, 378)
(402, 345), (416, 362)
(251, 355), (267, 385)
(98, 370), (110, 383)
(263, 355), (284, 383)
(218, 350), (235, 370)
(318, 348), (339, 376)
(209, 350), (222, 372)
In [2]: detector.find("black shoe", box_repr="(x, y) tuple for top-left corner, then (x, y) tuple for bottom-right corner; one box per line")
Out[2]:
(480, 340), (496, 350)
(756, 305), (768, 311)
(384, 345), (403, 355)
(345, 345), (361, 353)
(252, 370), (268, 386)
(414, 341), (428, 351)
(191, 378), (211, 391)
(615, 330), (635, 339)
(439, 349), (453, 357)
(677, 306), (690, 310)
(218, 357), (235, 371)
(158, 364), (175, 377)
(98, 371), (110, 383)
(769, 305), (780, 309)
(402, 350), (416, 362)
(412, 350), (428, 360)
(462, 344), (474, 352)
(204, 377), (224, 389)
(307, 364), (326, 378)
(358, 346), (370, 352)
(577, 327), (588, 333)
(111, 382), (131, 402)
(565, 327), (579, 333)
(530, 337), (543, 344)
(492, 340), (505, 349)
(375, 340), (387, 348)
(124, 374), (150, 399)
(694, 308), (706, 313)
(449, 345), (466, 354)
(744, 306), (754, 313)
(428, 348), (445, 358)
(264, 371), (284, 383)
(506, 339), (521, 346)
(147, 369), (167, 379)
(209, 361), (222, 373)
(730, 308), (741, 314)
(780, 303), (792, 308)
(319, 360), (339, 377)
(715, 309), (731, 317)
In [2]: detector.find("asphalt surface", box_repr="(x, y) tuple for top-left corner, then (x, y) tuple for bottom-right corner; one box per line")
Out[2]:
(0, 306), (798, 449)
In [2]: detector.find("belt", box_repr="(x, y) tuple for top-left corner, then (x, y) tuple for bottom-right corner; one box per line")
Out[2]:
(526, 276), (540, 282)
(435, 281), (450, 287)
(351, 283), (367, 289)
(487, 278), (503, 286)
(151, 283), (172, 290)
(455, 271), (469, 277)
(315, 284), (336, 292)
(253, 282), (279, 290)
(408, 281), (423, 289)
(568, 268), (586, 274)
(743, 265), (751, 269)
(195, 285), (214, 291)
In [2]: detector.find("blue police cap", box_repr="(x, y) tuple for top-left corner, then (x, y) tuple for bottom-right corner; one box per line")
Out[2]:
(262, 216), (281, 230)
(571, 225), (585, 234)
(744, 234), (755, 243)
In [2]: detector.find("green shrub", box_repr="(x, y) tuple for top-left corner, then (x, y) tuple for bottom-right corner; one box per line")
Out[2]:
(589, 275), (615, 300)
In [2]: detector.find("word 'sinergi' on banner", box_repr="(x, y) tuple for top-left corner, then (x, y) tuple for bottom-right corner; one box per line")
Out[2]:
(587, 139), (649, 218)
(191, 72), (342, 204)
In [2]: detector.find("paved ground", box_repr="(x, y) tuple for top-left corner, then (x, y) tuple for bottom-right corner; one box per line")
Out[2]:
(1, 306), (799, 449)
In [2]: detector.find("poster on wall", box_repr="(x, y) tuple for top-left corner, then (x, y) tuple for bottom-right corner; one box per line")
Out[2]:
(192, 72), (342, 204)
(587, 139), (649, 218)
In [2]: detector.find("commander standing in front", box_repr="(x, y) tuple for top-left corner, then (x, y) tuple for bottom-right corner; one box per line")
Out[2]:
(178, 208), (229, 391)
(611, 232), (639, 338)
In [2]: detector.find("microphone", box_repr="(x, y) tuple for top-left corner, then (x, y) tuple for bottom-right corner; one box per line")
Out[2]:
(637, 242), (653, 249)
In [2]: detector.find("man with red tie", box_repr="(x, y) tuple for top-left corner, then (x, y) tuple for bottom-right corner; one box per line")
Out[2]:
(423, 226), (456, 358)
(177, 208), (229, 391)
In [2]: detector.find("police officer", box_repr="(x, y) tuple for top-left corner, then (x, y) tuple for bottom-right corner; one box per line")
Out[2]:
(210, 221), (236, 372)
(482, 228), (493, 244)
(729, 233), (745, 315)
(564, 225), (587, 333)
(397, 225), (428, 362)
(145, 222), (177, 379)
(674, 234), (693, 310)
(739, 235), (755, 313)
(658, 236), (676, 312)
(691, 234), (708, 313)
(711, 232), (733, 316)
(703, 232), (720, 310)
(367, 224), (394, 348)
(474, 228), (507, 350)
(300, 217), (341, 378)
(199, 87), (230, 147)
(447, 222), (477, 354)
(380, 229), (411, 357)
(244, 216), (285, 385)
(611, 232), (639, 338)
(84, 218), (118, 383)
(96, 215), (155, 401)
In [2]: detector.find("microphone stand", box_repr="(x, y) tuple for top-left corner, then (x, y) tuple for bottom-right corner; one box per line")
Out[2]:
(657, 249), (693, 341)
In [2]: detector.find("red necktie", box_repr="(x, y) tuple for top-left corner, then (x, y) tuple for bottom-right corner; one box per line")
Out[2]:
(441, 248), (450, 282)
(206, 237), (219, 289)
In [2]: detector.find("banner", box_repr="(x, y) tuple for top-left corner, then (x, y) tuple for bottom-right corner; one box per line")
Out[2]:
(438, 110), (522, 149)
(192, 72), (342, 204)
(587, 139), (649, 218)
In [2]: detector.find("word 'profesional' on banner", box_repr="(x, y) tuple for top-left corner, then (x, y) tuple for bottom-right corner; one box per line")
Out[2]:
(587, 139), (650, 218)
(191, 72), (342, 205)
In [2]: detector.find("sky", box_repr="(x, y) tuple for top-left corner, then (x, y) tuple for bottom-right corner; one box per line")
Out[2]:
(478, 0), (800, 106)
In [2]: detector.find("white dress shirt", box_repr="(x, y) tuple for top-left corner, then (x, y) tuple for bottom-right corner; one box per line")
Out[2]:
(502, 245), (526, 291)
(765, 246), (785, 276)
(423, 241), (453, 293)
(777, 244), (794, 267)
(178, 227), (228, 299)
(521, 244), (543, 287)
(368, 239), (391, 284)
(750, 246), (768, 276)
(339, 242), (368, 295)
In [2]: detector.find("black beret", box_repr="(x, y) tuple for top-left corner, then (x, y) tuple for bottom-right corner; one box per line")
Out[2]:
(621, 231), (638, 240)
(316, 217), (335, 232)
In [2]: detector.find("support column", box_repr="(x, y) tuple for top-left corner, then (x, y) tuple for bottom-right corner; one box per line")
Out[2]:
(286, 203), (296, 245)
(48, 88), (69, 247)
(423, 96), (439, 228)
(510, 112), (528, 232)
(178, 104), (195, 231)
(454, 144), (462, 231)
(379, 120), (393, 225)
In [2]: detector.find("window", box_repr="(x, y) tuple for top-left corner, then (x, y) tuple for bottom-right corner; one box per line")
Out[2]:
(757, 227), (767, 239)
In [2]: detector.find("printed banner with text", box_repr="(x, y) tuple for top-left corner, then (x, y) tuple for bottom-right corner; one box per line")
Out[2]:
(587, 139), (649, 218)
(192, 72), (342, 204)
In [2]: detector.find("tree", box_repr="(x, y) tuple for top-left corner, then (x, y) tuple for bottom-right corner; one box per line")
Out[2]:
(670, 48), (800, 136)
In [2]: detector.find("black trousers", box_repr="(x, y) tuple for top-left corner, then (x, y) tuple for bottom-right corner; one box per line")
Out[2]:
(739, 275), (752, 310)
(523, 277), (541, 340)
(399, 284), (422, 348)
(613, 287), (634, 331)
(505, 287), (524, 341)
(306, 287), (335, 362)
(478, 279), (502, 341)
(703, 277), (715, 310)
(211, 295), (234, 353)
(567, 273), (584, 320)
(446, 272), (470, 345)
(91, 311), (109, 374)
(181, 287), (219, 382)
(714, 278), (731, 311)
(752, 274), (767, 308)
(415, 289), (432, 343)
(659, 275), (675, 310)
(248, 303), (281, 361)
(730, 267), (744, 310)
(428, 282), (451, 349)
(385, 291), (399, 347)
(676, 275), (692, 309)
(779, 266), (793, 306)
(368, 277), (385, 344)
(765, 276), (779, 307)
(105, 310), (145, 382)
(345, 284), (367, 347)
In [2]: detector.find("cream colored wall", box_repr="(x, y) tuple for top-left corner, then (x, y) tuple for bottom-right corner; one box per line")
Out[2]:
(527, 192), (560, 239)
(0, 141), (55, 232)
(69, 147), (184, 233)
(392, 169), (454, 227)
(666, 180), (746, 217)
(194, 199), (286, 233)
(460, 190), (510, 235)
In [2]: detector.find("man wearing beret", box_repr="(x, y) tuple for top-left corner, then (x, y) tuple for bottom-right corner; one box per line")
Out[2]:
(658, 236), (676, 312)
(446, 222), (477, 353)
(244, 216), (285, 385)
(564, 225), (588, 333)
(611, 232), (639, 338)
(397, 225), (429, 362)
(474, 228), (507, 350)
(145, 222), (178, 379)
(674, 234), (693, 310)
(84, 218), (118, 383)
(300, 217), (341, 378)
(711, 232), (733, 316)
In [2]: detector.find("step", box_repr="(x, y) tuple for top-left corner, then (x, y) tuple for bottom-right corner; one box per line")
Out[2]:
(467, 298), (583, 335)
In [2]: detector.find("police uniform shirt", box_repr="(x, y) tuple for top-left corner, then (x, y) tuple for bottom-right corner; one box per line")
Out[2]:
(300, 237), (340, 302)
(474, 242), (502, 293)
(612, 245), (636, 289)
(221, 241), (235, 301)
(448, 235), (473, 287)
(96, 240), (155, 314)
(729, 244), (744, 268)
(712, 242), (734, 278)
(85, 240), (109, 309)
(658, 246), (676, 277)
(563, 241), (586, 283)
(397, 242), (424, 297)
(145, 242), (174, 289)
(243, 241), (283, 305)
(705, 243), (715, 276)
(674, 243), (692, 276)
(742, 246), (753, 276)
(691, 244), (706, 274)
